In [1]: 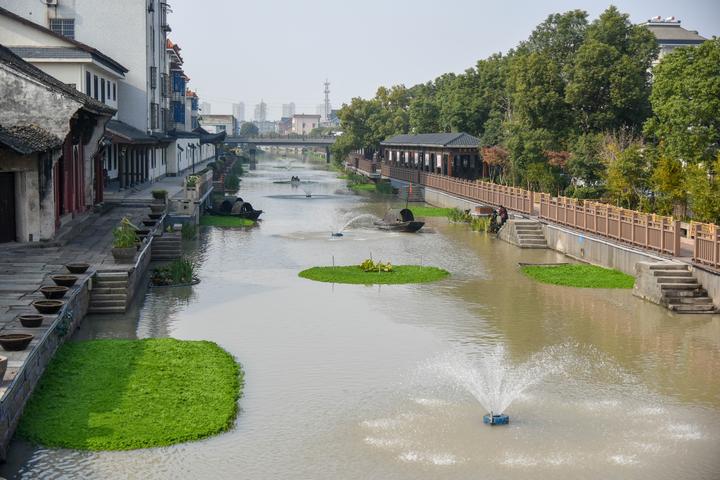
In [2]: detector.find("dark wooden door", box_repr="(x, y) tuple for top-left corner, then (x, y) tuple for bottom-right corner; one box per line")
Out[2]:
(0, 172), (16, 243)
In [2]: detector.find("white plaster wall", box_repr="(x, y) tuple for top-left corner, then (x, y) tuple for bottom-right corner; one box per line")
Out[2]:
(1, 0), (151, 131)
(0, 66), (81, 141)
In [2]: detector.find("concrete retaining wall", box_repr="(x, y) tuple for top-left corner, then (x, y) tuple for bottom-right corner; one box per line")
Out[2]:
(691, 267), (720, 308)
(0, 279), (90, 459)
(543, 223), (668, 276)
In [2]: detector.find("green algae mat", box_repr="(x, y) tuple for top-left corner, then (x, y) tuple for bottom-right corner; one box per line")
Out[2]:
(299, 265), (449, 285)
(18, 338), (243, 451)
(521, 264), (635, 289)
(409, 207), (454, 217)
(200, 215), (254, 227)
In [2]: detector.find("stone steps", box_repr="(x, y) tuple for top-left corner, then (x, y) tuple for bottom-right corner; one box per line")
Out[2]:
(151, 234), (181, 261)
(654, 264), (717, 314)
(89, 271), (128, 314)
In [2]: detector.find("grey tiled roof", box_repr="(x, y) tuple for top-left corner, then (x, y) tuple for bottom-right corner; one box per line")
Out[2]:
(107, 120), (157, 144)
(0, 124), (62, 154)
(381, 133), (480, 148)
(10, 47), (91, 60)
(645, 24), (707, 43)
(0, 44), (115, 116)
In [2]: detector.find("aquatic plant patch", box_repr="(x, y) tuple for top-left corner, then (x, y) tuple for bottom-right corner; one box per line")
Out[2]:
(200, 215), (255, 227)
(521, 264), (635, 288)
(299, 265), (449, 285)
(409, 207), (454, 217)
(18, 338), (242, 451)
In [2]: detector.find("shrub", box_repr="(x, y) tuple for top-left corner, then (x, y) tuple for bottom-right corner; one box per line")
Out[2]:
(151, 189), (168, 200)
(224, 174), (240, 192)
(151, 257), (196, 286)
(185, 176), (199, 189)
(470, 216), (491, 232)
(360, 258), (394, 273)
(112, 217), (138, 248)
(447, 208), (472, 223)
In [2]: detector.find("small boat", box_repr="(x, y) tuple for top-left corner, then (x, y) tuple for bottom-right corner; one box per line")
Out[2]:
(209, 197), (263, 221)
(374, 208), (424, 233)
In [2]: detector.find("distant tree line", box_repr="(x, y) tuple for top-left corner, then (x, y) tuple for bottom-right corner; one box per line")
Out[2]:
(332, 6), (720, 222)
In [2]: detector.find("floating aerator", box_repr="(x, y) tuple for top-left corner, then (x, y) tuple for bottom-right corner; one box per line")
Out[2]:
(483, 413), (509, 425)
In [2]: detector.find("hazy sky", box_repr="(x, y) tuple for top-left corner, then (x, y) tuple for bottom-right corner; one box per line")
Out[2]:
(168, 0), (719, 120)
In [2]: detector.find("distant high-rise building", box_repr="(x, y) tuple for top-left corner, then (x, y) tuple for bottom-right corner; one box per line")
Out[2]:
(232, 102), (245, 122)
(200, 102), (212, 114)
(254, 100), (267, 122)
(282, 102), (296, 118)
(316, 103), (326, 121)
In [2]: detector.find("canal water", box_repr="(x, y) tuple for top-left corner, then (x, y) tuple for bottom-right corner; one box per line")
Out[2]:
(3, 154), (720, 479)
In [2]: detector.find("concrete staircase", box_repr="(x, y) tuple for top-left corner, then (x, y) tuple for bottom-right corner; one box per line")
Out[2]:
(89, 271), (128, 313)
(652, 264), (716, 314)
(514, 220), (547, 248)
(634, 262), (716, 314)
(151, 233), (181, 261)
(498, 219), (547, 249)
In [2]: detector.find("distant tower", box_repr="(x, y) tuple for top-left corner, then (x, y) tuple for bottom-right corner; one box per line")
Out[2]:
(323, 79), (331, 123)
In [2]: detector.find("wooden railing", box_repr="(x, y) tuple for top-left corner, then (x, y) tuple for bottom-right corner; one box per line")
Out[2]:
(386, 165), (533, 214)
(539, 194), (681, 256)
(346, 155), (377, 175)
(382, 164), (720, 267)
(693, 223), (720, 269)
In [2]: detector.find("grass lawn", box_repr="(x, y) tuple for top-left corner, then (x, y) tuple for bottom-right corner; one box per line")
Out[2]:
(200, 215), (254, 227)
(348, 183), (376, 191)
(18, 338), (243, 451)
(409, 206), (454, 217)
(521, 264), (635, 288)
(299, 265), (450, 285)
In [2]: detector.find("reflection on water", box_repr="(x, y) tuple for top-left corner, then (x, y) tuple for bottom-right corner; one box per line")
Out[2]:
(3, 154), (719, 479)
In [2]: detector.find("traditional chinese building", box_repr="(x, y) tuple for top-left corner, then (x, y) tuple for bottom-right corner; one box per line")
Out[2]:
(380, 133), (484, 179)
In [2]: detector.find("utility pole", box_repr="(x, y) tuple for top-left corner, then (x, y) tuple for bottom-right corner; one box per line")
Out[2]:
(323, 79), (331, 124)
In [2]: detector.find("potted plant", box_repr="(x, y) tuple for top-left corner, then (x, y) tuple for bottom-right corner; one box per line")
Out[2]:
(111, 217), (138, 263)
(185, 175), (199, 189)
(151, 189), (168, 205)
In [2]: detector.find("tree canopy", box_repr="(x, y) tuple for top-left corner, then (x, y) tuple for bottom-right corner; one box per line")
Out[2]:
(333, 6), (718, 221)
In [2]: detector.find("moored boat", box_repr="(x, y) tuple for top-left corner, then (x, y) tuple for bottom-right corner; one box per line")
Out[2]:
(208, 197), (263, 221)
(374, 209), (424, 233)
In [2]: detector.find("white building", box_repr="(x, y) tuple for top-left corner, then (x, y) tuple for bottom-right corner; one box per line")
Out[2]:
(282, 102), (296, 118)
(292, 114), (321, 135)
(1, 0), (175, 187)
(642, 16), (707, 64)
(201, 101), (212, 115)
(199, 115), (237, 135)
(232, 102), (245, 124)
(254, 100), (267, 122)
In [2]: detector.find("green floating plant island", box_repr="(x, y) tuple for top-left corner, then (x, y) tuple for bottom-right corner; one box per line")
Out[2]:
(18, 338), (243, 451)
(299, 264), (450, 285)
(200, 215), (255, 227)
(521, 264), (635, 289)
(409, 206), (454, 217)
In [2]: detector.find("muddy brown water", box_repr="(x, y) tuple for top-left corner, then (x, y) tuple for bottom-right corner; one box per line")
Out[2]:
(2, 155), (719, 479)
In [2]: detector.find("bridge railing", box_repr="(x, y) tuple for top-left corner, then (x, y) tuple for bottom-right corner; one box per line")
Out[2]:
(693, 222), (720, 269)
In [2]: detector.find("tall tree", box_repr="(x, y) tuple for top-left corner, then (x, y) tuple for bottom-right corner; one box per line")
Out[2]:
(644, 38), (720, 165)
(565, 6), (658, 133)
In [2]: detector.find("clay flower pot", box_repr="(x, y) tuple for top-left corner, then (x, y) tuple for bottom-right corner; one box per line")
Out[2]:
(112, 247), (136, 263)
(0, 356), (7, 380)
(18, 314), (44, 328)
(0, 334), (34, 352)
(32, 299), (64, 314)
(149, 204), (166, 214)
(65, 263), (90, 274)
(51, 275), (78, 287)
(40, 286), (69, 299)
